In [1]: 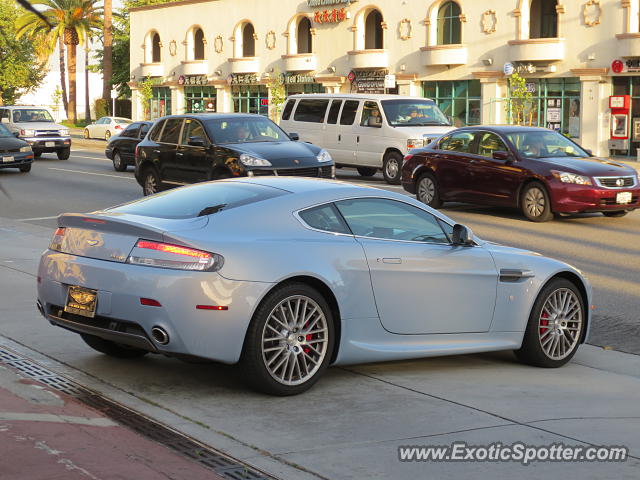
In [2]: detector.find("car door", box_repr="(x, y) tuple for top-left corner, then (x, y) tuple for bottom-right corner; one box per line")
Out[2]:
(322, 99), (344, 163)
(334, 197), (498, 334)
(467, 131), (527, 206)
(353, 101), (385, 168)
(177, 118), (210, 183)
(431, 131), (477, 201)
(155, 118), (184, 182)
(93, 117), (107, 137)
(334, 100), (360, 166)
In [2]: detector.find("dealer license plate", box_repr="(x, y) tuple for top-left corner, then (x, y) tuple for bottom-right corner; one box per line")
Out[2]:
(616, 192), (632, 204)
(45, 141), (55, 147)
(2, 156), (14, 163)
(64, 286), (97, 318)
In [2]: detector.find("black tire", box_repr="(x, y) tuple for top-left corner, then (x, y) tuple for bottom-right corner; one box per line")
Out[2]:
(112, 150), (127, 172)
(81, 333), (149, 359)
(105, 130), (111, 141)
(19, 164), (31, 173)
(602, 210), (628, 218)
(57, 148), (70, 160)
(33, 151), (42, 158)
(416, 172), (442, 208)
(142, 166), (162, 196)
(357, 167), (377, 177)
(83, 128), (90, 139)
(240, 282), (335, 396)
(520, 181), (553, 222)
(382, 151), (403, 185)
(514, 278), (585, 368)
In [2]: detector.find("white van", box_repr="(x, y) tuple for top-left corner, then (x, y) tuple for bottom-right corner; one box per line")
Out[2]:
(279, 94), (453, 184)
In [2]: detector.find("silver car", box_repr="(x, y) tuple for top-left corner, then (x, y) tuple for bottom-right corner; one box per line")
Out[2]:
(37, 178), (591, 395)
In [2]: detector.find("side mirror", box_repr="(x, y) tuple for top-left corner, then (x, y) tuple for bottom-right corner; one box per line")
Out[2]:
(492, 151), (512, 161)
(288, 132), (300, 141)
(452, 224), (474, 246)
(188, 136), (207, 147)
(584, 148), (593, 155)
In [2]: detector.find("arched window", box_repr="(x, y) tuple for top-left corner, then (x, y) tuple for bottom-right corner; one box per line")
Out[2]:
(437, 1), (461, 45)
(151, 33), (161, 63)
(530, 0), (558, 38)
(194, 28), (205, 60)
(242, 23), (255, 57)
(364, 9), (383, 49)
(297, 17), (312, 54)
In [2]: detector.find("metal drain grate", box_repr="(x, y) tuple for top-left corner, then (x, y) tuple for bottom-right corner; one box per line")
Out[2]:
(0, 347), (276, 480)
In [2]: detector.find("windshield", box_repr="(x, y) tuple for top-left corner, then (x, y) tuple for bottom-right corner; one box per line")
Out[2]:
(12, 109), (54, 123)
(381, 100), (450, 127)
(506, 131), (589, 158)
(0, 124), (12, 137)
(206, 117), (289, 144)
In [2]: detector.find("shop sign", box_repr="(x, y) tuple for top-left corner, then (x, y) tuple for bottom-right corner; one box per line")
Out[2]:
(514, 63), (536, 75)
(307, 0), (355, 7)
(178, 75), (208, 86)
(611, 58), (640, 73)
(313, 8), (347, 24)
(227, 73), (259, 85)
(384, 74), (396, 89)
(503, 62), (514, 76)
(349, 69), (388, 94)
(147, 76), (164, 86)
(281, 73), (317, 85)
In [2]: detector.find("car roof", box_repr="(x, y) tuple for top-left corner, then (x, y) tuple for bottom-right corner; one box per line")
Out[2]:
(221, 176), (379, 195)
(3, 105), (51, 109)
(154, 113), (266, 121)
(285, 93), (437, 102)
(453, 125), (556, 134)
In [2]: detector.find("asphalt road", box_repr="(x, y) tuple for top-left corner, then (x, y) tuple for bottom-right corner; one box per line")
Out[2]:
(0, 145), (638, 354)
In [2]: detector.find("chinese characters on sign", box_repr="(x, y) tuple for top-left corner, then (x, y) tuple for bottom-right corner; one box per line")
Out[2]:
(227, 74), (259, 85)
(178, 75), (208, 86)
(314, 8), (347, 24)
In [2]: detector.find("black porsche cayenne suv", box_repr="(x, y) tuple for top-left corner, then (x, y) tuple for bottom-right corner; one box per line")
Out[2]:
(134, 113), (335, 195)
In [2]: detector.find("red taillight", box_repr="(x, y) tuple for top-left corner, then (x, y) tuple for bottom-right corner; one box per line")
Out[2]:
(115, 125), (122, 129)
(127, 240), (223, 271)
(82, 217), (106, 224)
(136, 240), (211, 259)
(196, 305), (228, 311)
(404, 154), (414, 163)
(49, 227), (66, 251)
(140, 298), (162, 307)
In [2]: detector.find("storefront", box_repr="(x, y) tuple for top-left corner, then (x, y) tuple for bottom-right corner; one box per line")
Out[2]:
(150, 86), (171, 120)
(229, 74), (268, 115)
(612, 76), (640, 156)
(422, 80), (481, 127)
(283, 73), (325, 95)
(508, 77), (581, 138)
(180, 75), (217, 113)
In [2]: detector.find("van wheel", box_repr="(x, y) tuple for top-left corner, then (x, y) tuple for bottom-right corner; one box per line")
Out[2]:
(382, 151), (403, 185)
(357, 167), (377, 177)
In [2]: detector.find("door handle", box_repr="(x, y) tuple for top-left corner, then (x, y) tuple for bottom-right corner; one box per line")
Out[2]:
(378, 257), (402, 264)
(469, 159), (478, 164)
(338, 134), (341, 142)
(357, 136), (360, 143)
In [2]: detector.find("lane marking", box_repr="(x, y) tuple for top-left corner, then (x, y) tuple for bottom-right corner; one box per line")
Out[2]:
(72, 155), (111, 162)
(0, 412), (117, 427)
(47, 167), (135, 180)
(16, 215), (59, 221)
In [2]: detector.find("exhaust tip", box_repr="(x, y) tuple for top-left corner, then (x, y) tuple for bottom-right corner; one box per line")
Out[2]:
(151, 326), (169, 345)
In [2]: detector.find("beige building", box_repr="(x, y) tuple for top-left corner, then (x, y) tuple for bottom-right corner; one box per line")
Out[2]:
(130, 0), (640, 156)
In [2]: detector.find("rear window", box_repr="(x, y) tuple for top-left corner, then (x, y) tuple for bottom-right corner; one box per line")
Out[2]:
(160, 118), (183, 144)
(281, 99), (295, 121)
(148, 120), (164, 141)
(107, 182), (289, 219)
(293, 99), (329, 123)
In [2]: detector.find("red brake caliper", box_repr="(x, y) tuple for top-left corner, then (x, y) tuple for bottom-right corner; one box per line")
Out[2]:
(303, 320), (311, 354)
(540, 312), (549, 335)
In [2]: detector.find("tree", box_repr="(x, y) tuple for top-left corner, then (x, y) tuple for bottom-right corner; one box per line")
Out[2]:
(267, 70), (287, 124)
(0, 0), (45, 105)
(138, 75), (154, 120)
(102, 0), (112, 113)
(506, 72), (534, 126)
(16, 0), (102, 123)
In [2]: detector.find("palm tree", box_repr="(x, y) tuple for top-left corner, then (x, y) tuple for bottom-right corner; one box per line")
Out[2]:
(16, 0), (102, 123)
(102, 0), (112, 114)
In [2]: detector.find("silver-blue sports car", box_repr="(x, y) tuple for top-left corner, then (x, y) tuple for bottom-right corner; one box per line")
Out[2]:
(37, 177), (591, 395)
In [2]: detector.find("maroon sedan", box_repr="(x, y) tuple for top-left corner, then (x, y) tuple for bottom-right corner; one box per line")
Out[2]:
(401, 126), (640, 222)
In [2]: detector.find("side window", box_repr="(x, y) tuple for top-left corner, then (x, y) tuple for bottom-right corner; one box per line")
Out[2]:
(360, 101), (382, 128)
(326, 100), (342, 125)
(0, 109), (9, 123)
(339, 100), (359, 125)
(335, 198), (449, 244)
(298, 204), (350, 234)
(477, 132), (508, 158)
(120, 123), (140, 138)
(180, 119), (207, 145)
(139, 123), (152, 139)
(149, 120), (164, 141)
(293, 99), (329, 123)
(159, 118), (183, 144)
(97, 117), (107, 124)
(281, 100), (296, 121)
(439, 131), (475, 153)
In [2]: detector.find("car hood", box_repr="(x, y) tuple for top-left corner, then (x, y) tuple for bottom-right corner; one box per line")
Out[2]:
(390, 125), (454, 138)
(534, 156), (637, 176)
(14, 122), (66, 131)
(226, 141), (324, 166)
(0, 136), (28, 149)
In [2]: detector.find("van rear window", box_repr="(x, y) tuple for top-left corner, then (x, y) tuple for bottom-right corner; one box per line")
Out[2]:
(282, 100), (296, 120)
(293, 99), (329, 123)
(107, 182), (289, 219)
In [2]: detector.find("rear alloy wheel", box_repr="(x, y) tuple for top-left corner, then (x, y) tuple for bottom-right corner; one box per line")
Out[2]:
(112, 151), (127, 172)
(602, 210), (628, 218)
(240, 283), (334, 396)
(515, 278), (585, 367)
(357, 167), (377, 177)
(105, 130), (111, 141)
(382, 151), (403, 185)
(57, 148), (70, 160)
(416, 172), (442, 208)
(521, 182), (553, 222)
(142, 167), (162, 196)
(19, 164), (31, 173)
(83, 128), (90, 139)
(81, 334), (149, 358)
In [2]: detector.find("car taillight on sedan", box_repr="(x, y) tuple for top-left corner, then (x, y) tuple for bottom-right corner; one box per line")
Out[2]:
(127, 239), (224, 272)
(49, 227), (66, 251)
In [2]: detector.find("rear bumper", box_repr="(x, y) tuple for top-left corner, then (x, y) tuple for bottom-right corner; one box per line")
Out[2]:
(23, 137), (71, 151)
(37, 250), (274, 363)
(550, 183), (640, 213)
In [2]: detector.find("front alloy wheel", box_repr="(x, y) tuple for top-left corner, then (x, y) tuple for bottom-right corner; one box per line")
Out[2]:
(521, 182), (553, 222)
(241, 283), (334, 395)
(142, 168), (161, 196)
(515, 278), (584, 367)
(112, 151), (126, 172)
(416, 173), (442, 208)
